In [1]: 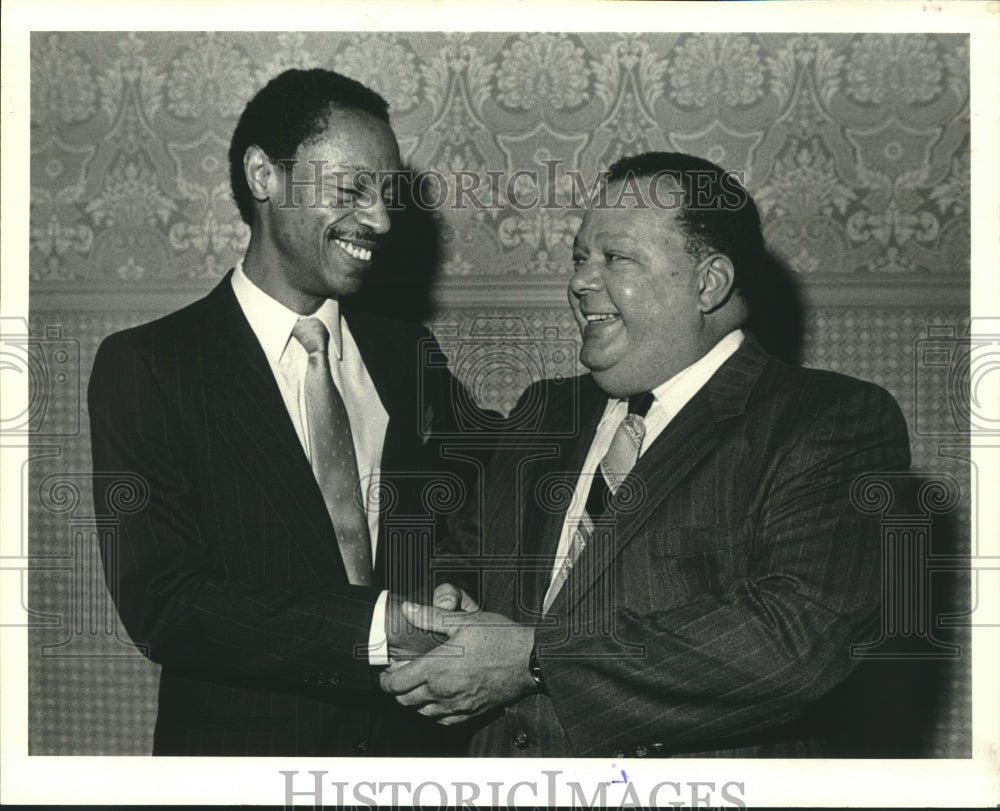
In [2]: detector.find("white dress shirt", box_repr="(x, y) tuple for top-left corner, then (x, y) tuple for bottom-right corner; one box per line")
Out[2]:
(231, 260), (391, 663)
(543, 329), (745, 608)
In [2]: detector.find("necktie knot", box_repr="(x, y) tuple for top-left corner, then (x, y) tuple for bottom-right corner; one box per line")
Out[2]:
(583, 395), (651, 520)
(627, 391), (654, 417)
(292, 318), (329, 356)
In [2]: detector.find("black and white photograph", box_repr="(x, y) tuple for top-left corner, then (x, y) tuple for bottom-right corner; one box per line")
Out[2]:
(2, 1), (998, 807)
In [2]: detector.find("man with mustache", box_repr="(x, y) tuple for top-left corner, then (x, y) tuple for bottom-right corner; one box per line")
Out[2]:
(89, 68), (467, 755)
(381, 152), (912, 757)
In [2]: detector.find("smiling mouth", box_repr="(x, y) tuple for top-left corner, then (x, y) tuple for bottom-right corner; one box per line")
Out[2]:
(331, 237), (374, 262)
(584, 313), (621, 324)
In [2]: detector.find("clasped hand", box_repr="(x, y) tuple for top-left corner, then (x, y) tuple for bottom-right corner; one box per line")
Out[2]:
(379, 584), (537, 725)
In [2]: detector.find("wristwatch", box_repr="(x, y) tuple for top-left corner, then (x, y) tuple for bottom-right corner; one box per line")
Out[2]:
(528, 644), (546, 692)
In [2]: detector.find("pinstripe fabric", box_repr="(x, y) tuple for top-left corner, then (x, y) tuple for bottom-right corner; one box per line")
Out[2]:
(88, 272), (469, 756)
(466, 337), (912, 758)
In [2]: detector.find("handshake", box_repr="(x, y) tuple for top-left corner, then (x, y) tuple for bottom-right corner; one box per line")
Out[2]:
(380, 585), (540, 725)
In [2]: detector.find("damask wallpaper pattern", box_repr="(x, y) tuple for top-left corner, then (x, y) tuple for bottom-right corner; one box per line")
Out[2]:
(30, 31), (969, 283)
(26, 31), (971, 756)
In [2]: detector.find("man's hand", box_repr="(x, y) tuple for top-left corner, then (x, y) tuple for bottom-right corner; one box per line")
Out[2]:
(384, 584), (477, 660)
(431, 582), (479, 613)
(378, 602), (537, 724)
(384, 593), (447, 660)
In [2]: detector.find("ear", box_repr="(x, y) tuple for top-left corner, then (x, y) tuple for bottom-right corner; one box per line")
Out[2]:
(696, 254), (736, 313)
(243, 144), (276, 205)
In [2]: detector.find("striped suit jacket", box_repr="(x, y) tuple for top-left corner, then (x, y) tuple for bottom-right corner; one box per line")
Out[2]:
(88, 271), (469, 756)
(466, 336), (911, 757)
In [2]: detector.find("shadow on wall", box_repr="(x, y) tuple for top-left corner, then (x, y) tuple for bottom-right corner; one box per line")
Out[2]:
(344, 169), (442, 324)
(744, 248), (806, 367)
(813, 471), (968, 757)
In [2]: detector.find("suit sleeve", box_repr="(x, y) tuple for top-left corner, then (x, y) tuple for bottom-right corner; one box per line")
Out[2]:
(88, 333), (381, 692)
(534, 383), (912, 756)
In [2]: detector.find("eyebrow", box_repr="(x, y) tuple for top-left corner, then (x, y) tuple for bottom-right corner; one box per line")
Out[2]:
(320, 168), (401, 192)
(319, 166), (368, 180)
(332, 164), (382, 175)
(590, 230), (638, 244)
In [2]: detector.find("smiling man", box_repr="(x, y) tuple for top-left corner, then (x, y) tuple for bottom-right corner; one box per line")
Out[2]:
(88, 69), (469, 756)
(381, 152), (912, 758)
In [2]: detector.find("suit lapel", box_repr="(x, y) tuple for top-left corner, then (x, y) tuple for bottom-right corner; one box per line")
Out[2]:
(200, 274), (348, 576)
(551, 338), (771, 617)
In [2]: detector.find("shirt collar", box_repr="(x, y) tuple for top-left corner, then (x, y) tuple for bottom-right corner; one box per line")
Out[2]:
(602, 328), (745, 421)
(231, 258), (343, 361)
(650, 328), (744, 408)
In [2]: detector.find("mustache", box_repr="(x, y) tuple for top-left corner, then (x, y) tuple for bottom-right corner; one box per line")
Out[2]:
(327, 226), (381, 247)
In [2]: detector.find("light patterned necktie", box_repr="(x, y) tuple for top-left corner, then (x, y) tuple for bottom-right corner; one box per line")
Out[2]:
(543, 391), (654, 615)
(293, 317), (373, 586)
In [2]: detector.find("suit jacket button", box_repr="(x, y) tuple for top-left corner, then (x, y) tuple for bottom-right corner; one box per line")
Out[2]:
(649, 742), (665, 755)
(612, 749), (626, 758)
(513, 732), (530, 749)
(327, 673), (341, 686)
(354, 738), (369, 753)
(634, 745), (648, 757)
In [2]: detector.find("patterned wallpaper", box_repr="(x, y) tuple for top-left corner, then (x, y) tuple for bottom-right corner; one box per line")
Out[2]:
(30, 31), (970, 284)
(25, 31), (972, 757)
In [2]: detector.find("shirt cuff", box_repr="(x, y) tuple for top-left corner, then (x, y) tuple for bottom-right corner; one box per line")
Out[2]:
(367, 589), (389, 666)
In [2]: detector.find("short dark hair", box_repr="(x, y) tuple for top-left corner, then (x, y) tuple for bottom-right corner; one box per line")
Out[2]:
(606, 152), (765, 299)
(228, 68), (391, 225)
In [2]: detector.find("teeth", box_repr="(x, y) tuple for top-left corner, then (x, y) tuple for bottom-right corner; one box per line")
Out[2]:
(586, 313), (619, 323)
(333, 239), (372, 262)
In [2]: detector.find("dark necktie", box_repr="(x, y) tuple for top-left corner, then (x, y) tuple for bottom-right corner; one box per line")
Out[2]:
(543, 392), (654, 615)
(292, 317), (373, 586)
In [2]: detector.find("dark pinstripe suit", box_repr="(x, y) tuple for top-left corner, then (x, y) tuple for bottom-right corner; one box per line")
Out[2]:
(88, 271), (467, 755)
(466, 336), (911, 757)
